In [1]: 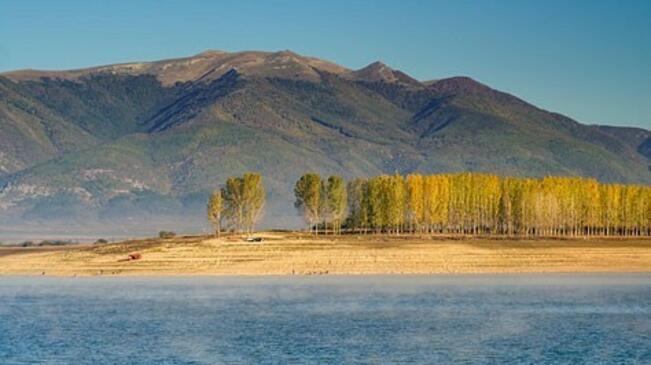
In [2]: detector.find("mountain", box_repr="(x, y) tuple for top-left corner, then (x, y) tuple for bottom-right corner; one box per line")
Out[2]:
(0, 50), (649, 234)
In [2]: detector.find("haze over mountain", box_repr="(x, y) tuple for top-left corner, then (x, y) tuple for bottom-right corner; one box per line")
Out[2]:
(0, 50), (649, 236)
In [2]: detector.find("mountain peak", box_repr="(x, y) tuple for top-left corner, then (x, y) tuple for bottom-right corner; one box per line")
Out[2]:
(194, 50), (228, 58)
(266, 50), (304, 64)
(427, 76), (495, 95)
(351, 61), (395, 80)
(425, 76), (532, 109)
(346, 61), (421, 86)
(366, 60), (388, 69)
(272, 49), (300, 57)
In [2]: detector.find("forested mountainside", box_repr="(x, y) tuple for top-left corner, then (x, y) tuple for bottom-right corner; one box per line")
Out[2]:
(0, 50), (649, 231)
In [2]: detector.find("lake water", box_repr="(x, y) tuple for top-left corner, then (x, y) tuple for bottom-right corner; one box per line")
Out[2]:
(0, 275), (649, 364)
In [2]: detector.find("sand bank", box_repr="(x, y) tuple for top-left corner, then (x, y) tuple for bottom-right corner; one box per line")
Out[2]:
(0, 233), (649, 276)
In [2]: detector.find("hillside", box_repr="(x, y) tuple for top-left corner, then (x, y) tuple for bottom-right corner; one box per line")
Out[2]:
(0, 50), (649, 233)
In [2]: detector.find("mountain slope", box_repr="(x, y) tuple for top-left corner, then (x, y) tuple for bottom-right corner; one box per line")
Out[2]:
(0, 77), (98, 175)
(0, 50), (648, 232)
(409, 77), (650, 181)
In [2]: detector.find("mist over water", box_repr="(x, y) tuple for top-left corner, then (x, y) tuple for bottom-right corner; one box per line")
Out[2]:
(0, 216), (211, 244)
(0, 202), (302, 244)
(0, 275), (649, 364)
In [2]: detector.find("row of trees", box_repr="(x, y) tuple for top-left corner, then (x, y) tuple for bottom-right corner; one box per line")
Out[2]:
(207, 172), (649, 237)
(295, 172), (651, 237)
(294, 174), (348, 234)
(207, 173), (266, 235)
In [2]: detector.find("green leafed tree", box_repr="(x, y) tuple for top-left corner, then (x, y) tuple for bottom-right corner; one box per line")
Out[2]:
(222, 176), (244, 232)
(241, 172), (266, 234)
(294, 173), (322, 234)
(219, 173), (266, 234)
(325, 175), (347, 234)
(207, 189), (223, 237)
(347, 178), (368, 233)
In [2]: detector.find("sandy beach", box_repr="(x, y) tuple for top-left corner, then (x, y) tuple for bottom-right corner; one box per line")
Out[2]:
(0, 232), (649, 276)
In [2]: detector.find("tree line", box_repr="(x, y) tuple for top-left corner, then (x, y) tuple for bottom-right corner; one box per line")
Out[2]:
(294, 172), (650, 237)
(207, 171), (650, 237)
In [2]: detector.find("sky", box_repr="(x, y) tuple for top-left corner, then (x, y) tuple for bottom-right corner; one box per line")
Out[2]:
(1, 0), (649, 129)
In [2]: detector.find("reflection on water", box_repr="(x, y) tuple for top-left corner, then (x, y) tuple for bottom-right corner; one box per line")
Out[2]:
(0, 274), (649, 364)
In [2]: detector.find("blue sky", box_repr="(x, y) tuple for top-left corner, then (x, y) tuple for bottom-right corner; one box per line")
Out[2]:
(1, 0), (649, 128)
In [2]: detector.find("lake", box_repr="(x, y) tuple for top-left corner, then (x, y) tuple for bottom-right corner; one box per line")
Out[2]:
(0, 275), (649, 364)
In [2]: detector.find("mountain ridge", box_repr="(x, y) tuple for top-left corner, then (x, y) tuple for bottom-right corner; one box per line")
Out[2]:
(0, 50), (648, 231)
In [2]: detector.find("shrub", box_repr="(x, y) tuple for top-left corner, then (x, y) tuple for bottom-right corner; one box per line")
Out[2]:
(37, 240), (73, 246)
(95, 238), (109, 244)
(159, 231), (176, 239)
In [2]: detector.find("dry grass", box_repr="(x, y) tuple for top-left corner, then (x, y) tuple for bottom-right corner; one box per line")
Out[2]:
(0, 232), (649, 276)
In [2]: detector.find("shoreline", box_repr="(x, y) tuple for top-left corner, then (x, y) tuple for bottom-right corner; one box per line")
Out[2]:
(2, 272), (651, 279)
(1, 232), (649, 277)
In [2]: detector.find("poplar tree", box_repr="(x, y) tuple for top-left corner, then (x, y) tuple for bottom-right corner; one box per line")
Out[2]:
(347, 178), (368, 233)
(222, 176), (244, 232)
(386, 174), (406, 234)
(367, 177), (385, 232)
(406, 174), (425, 232)
(325, 175), (347, 234)
(242, 172), (266, 233)
(294, 173), (322, 234)
(219, 173), (266, 233)
(207, 190), (223, 237)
